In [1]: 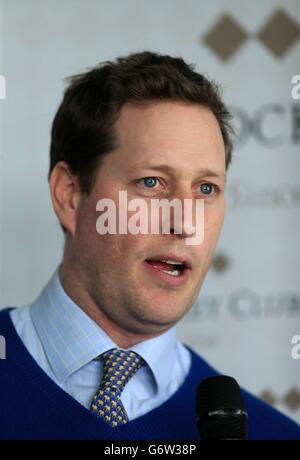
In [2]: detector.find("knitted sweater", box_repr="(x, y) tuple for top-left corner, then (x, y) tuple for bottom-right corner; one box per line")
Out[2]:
(0, 308), (299, 440)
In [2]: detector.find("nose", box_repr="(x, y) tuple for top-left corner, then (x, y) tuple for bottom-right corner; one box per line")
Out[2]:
(167, 186), (199, 239)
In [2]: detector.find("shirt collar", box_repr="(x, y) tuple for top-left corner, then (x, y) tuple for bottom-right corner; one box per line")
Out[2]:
(30, 267), (178, 393)
(130, 328), (178, 394)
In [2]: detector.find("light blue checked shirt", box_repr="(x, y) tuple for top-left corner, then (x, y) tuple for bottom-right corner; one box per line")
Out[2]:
(10, 267), (191, 420)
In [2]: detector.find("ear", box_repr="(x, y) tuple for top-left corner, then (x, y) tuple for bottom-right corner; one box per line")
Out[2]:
(49, 161), (81, 236)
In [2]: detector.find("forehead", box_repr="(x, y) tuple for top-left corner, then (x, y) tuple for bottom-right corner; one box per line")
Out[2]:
(112, 101), (226, 174)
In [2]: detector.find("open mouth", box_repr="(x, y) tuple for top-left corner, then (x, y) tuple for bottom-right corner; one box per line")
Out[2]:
(144, 255), (192, 286)
(145, 259), (186, 277)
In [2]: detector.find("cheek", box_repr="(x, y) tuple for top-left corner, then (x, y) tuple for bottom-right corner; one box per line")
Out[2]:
(117, 233), (152, 262)
(75, 201), (98, 245)
(203, 202), (225, 244)
(205, 198), (225, 226)
(89, 233), (149, 268)
(73, 198), (111, 268)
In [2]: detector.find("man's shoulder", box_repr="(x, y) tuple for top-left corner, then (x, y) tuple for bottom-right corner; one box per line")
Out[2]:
(0, 306), (28, 364)
(0, 306), (14, 315)
(0, 306), (14, 329)
(0, 307), (20, 398)
(187, 346), (300, 440)
(242, 387), (300, 439)
(0, 308), (10, 359)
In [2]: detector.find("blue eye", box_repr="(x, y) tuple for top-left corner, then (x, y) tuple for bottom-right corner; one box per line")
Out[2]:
(200, 183), (214, 195)
(142, 177), (158, 188)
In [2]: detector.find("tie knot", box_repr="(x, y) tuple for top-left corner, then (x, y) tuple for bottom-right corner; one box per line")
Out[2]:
(100, 348), (145, 393)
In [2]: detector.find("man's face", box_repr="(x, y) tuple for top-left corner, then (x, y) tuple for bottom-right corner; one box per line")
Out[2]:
(72, 101), (226, 336)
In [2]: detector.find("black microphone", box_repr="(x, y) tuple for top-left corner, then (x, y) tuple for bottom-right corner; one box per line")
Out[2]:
(196, 375), (248, 440)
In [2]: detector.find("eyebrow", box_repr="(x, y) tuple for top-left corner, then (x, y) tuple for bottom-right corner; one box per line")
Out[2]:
(135, 163), (227, 183)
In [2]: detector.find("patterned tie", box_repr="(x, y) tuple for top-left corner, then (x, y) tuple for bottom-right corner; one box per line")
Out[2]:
(90, 348), (145, 427)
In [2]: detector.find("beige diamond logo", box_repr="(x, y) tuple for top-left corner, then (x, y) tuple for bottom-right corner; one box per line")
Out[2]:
(259, 387), (300, 411)
(212, 253), (231, 273)
(203, 14), (248, 61)
(284, 388), (300, 410)
(260, 389), (277, 406)
(257, 9), (300, 57)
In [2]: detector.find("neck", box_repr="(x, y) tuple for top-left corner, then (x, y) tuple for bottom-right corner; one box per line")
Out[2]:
(58, 261), (164, 349)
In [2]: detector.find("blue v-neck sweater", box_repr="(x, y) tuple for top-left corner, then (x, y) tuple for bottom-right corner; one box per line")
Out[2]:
(0, 308), (299, 440)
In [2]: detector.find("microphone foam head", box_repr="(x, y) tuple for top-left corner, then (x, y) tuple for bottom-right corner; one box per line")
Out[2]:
(197, 375), (248, 440)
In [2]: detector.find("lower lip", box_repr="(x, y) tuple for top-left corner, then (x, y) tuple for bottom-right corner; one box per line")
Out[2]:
(143, 261), (191, 287)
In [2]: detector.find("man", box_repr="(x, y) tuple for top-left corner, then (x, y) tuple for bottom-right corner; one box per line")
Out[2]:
(0, 51), (299, 440)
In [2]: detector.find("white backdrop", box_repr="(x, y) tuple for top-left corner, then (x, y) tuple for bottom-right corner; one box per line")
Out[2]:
(0, 0), (299, 423)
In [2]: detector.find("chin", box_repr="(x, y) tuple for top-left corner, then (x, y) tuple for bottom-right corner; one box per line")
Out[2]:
(135, 301), (189, 327)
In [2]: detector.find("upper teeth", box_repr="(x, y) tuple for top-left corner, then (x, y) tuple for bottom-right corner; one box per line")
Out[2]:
(161, 260), (183, 265)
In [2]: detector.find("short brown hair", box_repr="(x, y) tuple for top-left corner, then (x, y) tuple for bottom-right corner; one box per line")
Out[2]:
(49, 50), (233, 195)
